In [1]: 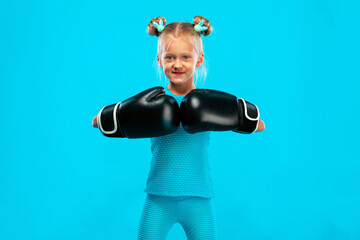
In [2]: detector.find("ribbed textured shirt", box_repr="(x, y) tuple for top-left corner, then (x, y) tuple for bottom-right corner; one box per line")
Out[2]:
(144, 87), (215, 198)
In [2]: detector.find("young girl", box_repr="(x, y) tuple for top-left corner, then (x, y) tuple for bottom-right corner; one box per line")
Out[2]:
(93, 15), (265, 239)
(139, 16), (264, 239)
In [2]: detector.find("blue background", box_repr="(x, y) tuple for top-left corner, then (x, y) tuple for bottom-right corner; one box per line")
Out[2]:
(1, 0), (359, 239)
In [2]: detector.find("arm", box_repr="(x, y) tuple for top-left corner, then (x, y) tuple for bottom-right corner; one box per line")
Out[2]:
(255, 119), (265, 132)
(92, 115), (98, 128)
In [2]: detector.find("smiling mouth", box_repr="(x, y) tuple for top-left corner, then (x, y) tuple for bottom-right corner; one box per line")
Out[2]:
(173, 72), (184, 75)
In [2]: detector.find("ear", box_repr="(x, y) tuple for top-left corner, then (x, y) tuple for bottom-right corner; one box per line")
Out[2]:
(157, 53), (163, 68)
(196, 52), (204, 67)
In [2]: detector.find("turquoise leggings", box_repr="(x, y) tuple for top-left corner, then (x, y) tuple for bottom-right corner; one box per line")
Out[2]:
(138, 194), (217, 240)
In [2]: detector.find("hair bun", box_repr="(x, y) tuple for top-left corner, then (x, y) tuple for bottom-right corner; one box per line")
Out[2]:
(193, 16), (213, 36)
(147, 16), (167, 37)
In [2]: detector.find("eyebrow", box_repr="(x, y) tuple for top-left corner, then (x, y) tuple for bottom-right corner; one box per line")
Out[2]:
(165, 52), (192, 55)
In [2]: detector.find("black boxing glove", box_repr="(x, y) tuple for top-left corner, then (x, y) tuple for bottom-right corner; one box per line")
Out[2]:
(97, 87), (180, 138)
(180, 89), (259, 134)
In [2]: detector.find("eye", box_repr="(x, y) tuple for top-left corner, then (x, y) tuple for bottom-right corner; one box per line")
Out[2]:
(183, 56), (189, 60)
(165, 56), (173, 60)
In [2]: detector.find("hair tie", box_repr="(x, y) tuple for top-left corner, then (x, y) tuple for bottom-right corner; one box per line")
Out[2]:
(194, 19), (208, 33)
(152, 19), (165, 33)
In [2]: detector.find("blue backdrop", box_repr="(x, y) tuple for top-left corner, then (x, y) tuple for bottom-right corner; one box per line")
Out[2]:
(1, 0), (359, 239)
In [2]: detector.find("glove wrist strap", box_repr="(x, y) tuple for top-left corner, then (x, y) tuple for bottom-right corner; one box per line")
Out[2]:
(234, 98), (260, 134)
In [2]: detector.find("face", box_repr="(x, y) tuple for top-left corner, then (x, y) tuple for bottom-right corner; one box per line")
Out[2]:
(157, 38), (204, 86)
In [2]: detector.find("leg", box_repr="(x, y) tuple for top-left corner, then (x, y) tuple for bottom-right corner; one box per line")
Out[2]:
(137, 194), (176, 240)
(178, 197), (217, 240)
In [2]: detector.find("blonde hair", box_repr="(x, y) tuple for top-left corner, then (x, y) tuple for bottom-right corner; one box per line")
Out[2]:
(147, 16), (214, 87)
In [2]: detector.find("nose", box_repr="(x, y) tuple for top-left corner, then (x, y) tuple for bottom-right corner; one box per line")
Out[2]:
(173, 59), (183, 69)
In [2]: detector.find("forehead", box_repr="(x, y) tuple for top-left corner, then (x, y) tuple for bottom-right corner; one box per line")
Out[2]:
(162, 38), (195, 54)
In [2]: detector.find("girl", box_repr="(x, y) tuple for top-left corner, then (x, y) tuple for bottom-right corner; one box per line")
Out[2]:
(93, 15), (265, 239)
(139, 16), (264, 239)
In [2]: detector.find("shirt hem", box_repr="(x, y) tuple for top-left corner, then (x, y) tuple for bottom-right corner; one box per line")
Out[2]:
(144, 190), (215, 198)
